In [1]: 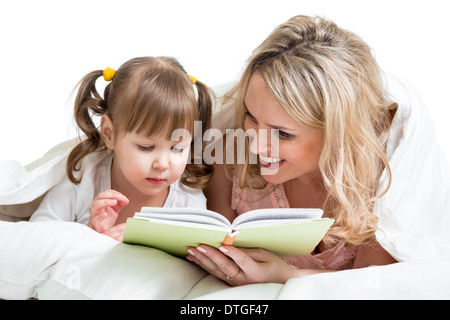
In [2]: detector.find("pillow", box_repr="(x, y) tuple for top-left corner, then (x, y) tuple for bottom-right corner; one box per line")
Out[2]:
(36, 233), (217, 300)
(0, 221), (92, 299)
(0, 220), (228, 300)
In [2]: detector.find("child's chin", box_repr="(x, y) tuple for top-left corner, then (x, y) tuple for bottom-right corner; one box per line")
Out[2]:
(140, 185), (167, 196)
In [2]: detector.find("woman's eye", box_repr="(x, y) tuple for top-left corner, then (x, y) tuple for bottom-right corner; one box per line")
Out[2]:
(278, 130), (291, 140)
(138, 145), (154, 151)
(273, 129), (292, 140)
(245, 112), (257, 123)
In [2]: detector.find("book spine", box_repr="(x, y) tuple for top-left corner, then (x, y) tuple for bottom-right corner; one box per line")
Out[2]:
(222, 232), (238, 246)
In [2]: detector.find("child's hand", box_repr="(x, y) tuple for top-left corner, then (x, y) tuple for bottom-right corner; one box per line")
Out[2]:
(102, 223), (127, 242)
(88, 190), (129, 234)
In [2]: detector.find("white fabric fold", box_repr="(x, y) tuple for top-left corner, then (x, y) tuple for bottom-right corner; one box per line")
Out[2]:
(374, 74), (450, 261)
(1, 76), (449, 299)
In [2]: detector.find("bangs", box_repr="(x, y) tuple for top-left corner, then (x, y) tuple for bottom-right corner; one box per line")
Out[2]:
(136, 104), (196, 141)
(260, 58), (325, 130)
(114, 64), (198, 141)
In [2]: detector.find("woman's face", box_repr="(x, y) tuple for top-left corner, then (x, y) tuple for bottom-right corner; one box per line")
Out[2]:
(243, 73), (324, 185)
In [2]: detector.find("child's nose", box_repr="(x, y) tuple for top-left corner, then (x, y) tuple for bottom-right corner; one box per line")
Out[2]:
(152, 153), (170, 171)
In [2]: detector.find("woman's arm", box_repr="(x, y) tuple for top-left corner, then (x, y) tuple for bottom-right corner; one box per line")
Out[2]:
(352, 239), (397, 268)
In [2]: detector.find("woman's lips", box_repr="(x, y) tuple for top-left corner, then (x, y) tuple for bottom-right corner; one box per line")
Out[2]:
(259, 155), (286, 170)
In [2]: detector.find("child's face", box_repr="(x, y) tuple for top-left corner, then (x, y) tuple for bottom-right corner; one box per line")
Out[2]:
(111, 131), (191, 197)
(243, 73), (324, 185)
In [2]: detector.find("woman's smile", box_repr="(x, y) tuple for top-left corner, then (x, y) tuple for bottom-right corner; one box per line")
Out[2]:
(259, 154), (286, 170)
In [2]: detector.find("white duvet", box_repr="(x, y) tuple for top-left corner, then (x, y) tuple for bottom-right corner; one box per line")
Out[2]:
(1, 75), (450, 299)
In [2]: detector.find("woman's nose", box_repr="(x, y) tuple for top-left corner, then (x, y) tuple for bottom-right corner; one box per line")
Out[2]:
(248, 128), (271, 155)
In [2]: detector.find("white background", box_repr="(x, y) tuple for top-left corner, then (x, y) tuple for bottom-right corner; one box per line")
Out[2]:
(1, 0), (449, 165)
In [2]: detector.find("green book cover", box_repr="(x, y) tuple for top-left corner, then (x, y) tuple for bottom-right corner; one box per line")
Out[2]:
(122, 207), (334, 258)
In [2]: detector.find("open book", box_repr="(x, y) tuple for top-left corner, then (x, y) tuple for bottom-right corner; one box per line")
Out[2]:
(122, 207), (334, 258)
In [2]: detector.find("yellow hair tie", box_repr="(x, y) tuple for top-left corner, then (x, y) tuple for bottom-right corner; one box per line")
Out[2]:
(188, 74), (197, 84)
(103, 67), (116, 82)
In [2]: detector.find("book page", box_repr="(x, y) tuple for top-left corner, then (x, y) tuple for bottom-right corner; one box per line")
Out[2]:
(232, 208), (323, 228)
(133, 217), (231, 232)
(136, 207), (232, 228)
(233, 218), (335, 257)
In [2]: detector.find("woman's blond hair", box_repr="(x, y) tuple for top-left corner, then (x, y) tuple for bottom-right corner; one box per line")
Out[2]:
(228, 15), (396, 245)
(67, 56), (213, 189)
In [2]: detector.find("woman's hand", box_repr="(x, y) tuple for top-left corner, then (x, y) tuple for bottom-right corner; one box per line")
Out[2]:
(88, 189), (129, 235)
(186, 245), (302, 286)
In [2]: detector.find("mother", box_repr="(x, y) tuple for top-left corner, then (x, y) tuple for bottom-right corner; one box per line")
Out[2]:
(187, 15), (401, 285)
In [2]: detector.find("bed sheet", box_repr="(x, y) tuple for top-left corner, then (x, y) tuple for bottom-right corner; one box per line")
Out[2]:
(1, 220), (449, 300)
(1, 77), (450, 299)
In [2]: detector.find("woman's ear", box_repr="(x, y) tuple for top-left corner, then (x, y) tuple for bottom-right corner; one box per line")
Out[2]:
(101, 115), (115, 151)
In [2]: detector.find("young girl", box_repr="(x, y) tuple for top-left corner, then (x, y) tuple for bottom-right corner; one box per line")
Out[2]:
(30, 56), (214, 241)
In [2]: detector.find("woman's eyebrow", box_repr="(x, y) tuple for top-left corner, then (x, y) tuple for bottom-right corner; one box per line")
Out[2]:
(244, 100), (295, 132)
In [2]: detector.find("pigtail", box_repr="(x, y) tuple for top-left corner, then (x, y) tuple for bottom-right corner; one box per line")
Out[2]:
(67, 70), (108, 184)
(194, 80), (213, 135)
(182, 80), (215, 189)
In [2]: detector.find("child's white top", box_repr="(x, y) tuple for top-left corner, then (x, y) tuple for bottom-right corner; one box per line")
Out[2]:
(29, 151), (206, 225)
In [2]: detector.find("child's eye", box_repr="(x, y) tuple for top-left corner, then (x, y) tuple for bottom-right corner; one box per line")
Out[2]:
(138, 145), (154, 151)
(171, 146), (184, 153)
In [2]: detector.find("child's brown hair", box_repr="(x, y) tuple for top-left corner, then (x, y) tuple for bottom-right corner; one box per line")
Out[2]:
(67, 56), (213, 188)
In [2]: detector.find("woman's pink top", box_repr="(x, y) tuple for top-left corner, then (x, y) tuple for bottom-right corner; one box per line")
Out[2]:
(231, 176), (358, 270)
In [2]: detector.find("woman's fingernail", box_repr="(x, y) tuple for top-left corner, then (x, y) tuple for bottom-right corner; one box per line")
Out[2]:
(186, 255), (194, 262)
(187, 249), (196, 256)
(219, 246), (229, 254)
(197, 246), (207, 254)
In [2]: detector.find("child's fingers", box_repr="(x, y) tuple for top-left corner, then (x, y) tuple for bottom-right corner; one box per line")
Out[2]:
(89, 208), (107, 232)
(113, 196), (130, 210)
(91, 199), (118, 216)
(91, 207), (119, 232)
(89, 190), (128, 233)
(95, 190), (129, 208)
(102, 223), (126, 242)
(94, 189), (116, 200)
(94, 189), (127, 201)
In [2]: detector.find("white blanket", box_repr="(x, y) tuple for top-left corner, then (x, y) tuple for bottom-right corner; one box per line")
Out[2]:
(1, 75), (450, 299)
(1, 220), (449, 300)
(374, 74), (450, 261)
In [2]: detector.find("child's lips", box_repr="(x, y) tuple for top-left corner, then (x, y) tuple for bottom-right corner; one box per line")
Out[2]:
(146, 177), (166, 185)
